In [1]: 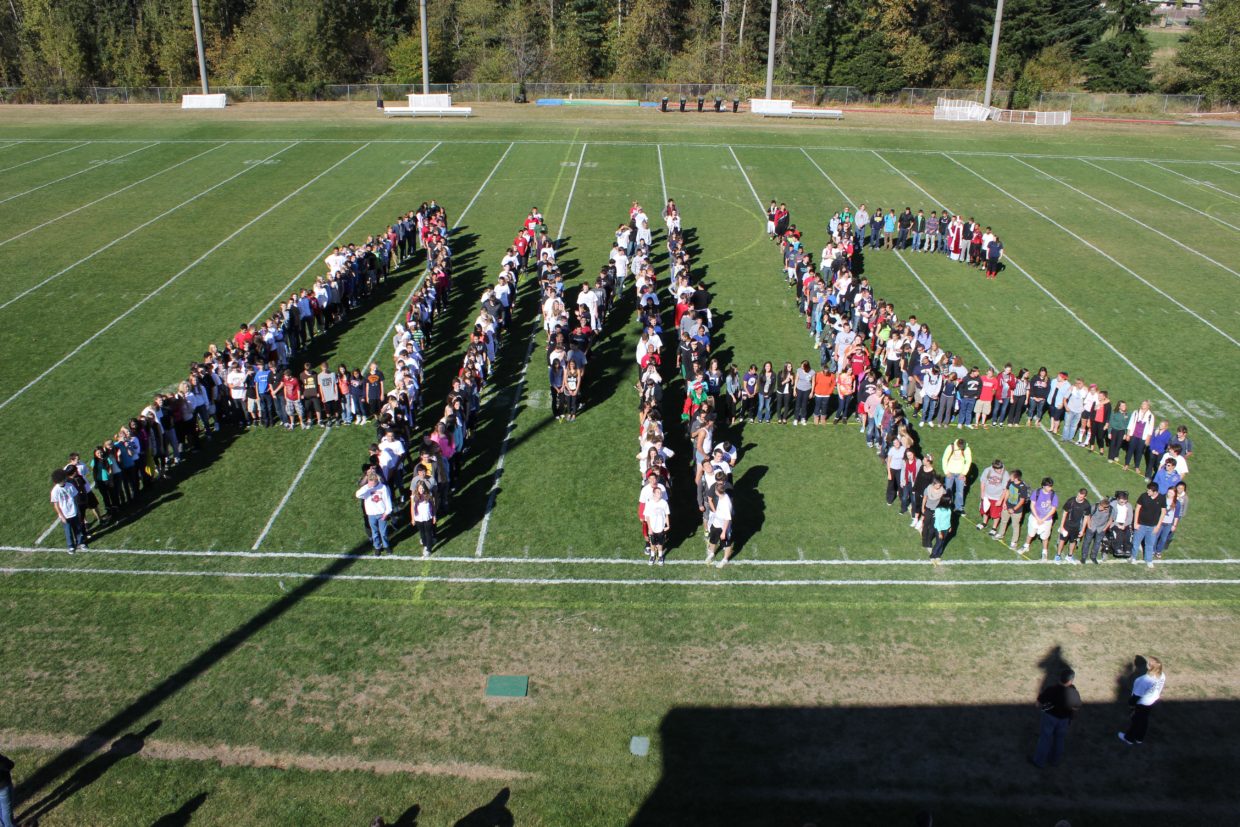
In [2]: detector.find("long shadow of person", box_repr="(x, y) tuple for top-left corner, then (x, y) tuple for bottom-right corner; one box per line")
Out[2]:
(1036, 646), (1074, 696)
(18, 720), (162, 824)
(149, 791), (208, 826)
(452, 787), (514, 827)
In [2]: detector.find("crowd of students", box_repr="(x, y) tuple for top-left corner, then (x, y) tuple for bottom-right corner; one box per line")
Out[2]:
(633, 201), (739, 567)
(47, 203), (449, 553)
(765, 201), (1194, 566)
(352, 207), (560, 557)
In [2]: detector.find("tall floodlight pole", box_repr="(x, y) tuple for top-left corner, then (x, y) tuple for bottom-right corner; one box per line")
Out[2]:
(983, 0), (1005, 109)
(419, 0), (430, 94)
(764, 0), (777, 98)
(191, 0), (209, 94)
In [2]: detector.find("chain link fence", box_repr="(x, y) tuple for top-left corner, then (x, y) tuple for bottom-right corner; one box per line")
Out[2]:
(0, 82), (1213, 115)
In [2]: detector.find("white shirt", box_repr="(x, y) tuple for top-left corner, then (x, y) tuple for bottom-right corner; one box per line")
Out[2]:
(51, 483), (77, 519)
(355, 483), (392, 517)
(710, 493), (733, 528)
(644, 496), (670, 533)
(639, 483), (667, 508)
(1132, 672), (1166, 706)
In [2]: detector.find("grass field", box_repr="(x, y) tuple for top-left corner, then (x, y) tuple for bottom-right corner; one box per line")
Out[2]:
(0, 103), (1238, 826)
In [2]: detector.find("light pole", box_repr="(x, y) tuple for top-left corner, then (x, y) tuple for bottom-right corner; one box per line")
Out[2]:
(419, 0), (430, 94)
(983, 0), (1005, 109)
(191, 0), (209, 95)
(764, 0), (777, 99)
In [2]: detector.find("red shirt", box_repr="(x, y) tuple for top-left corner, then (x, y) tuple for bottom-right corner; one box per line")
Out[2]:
(282, 376), (301, 401)
(979, 375), (999, 403)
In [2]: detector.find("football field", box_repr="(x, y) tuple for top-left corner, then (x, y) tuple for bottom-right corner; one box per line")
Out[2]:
(1, 104), (1238, 825)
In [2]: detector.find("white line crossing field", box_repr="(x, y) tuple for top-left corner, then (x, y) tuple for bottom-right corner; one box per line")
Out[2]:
(0, 143), (90, 174)
(1078, 159), (1240, 234)
(0, 143), (157, 206)
(1, 564), (1238, 589)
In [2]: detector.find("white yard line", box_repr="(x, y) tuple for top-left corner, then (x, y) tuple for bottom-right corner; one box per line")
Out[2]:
(727, 145), (764, 214)
(801, 148), (1104, 494)
(1013, 156), (1240, 280)
(250, 142), (515, 550)
(2, 564), (1237, 588)
(250, 427), (333, 550)
(870, 152), (1240, 464)
(475, 142), (587, 559)
(0, 143), (290, 313)
(4, 544), (1238, 566)
(248, 141), (439, 325)
(0, 142), (379, 412)
(656, 144), (669, 203)
(0, 144), (229, 249)
(1145, 161), (1240, 204)
(945, 154), (1239, 348)
(0, 143), (158, 206)
(0, 143), (20, 152)
(0, 143), (90, 174)
(1079, 159), (1240, 234)
(34, 521), (59, 546)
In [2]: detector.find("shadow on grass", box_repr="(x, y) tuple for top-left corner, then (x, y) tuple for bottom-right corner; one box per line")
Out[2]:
(631, 648), (1240, 827)
(12, 544), (373, 811)
(149, 791), (208, 826)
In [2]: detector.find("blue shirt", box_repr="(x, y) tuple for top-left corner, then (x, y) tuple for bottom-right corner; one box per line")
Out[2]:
(254, 368), (271, 395)
(1152, 467), (1181, 496)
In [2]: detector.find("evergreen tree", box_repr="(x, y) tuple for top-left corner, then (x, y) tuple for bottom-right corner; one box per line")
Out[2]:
(1166, 0), (1240, 107)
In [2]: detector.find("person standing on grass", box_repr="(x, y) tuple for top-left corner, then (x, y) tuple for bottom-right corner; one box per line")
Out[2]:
(1119, 656), (1165, 746)
(1046, 372), (1071, 435)
(706, 482), (734, 569)
(793, 360), (814, 425)
(1079, 496), (1113, 564)
(941, 438), (972, 512)
(910, 455), (937, 531)
(975, 459), (1010, 534)
(355, 469), (392, 555)
(50, 468), (84, 554)
(1131, 482), (1166, 569)
(1020, 478), (1060, 560)
(1124, 400), (1155, 471)
(1055, 488), (1091, 564)
(280, 369), (304, 430)
(643, 483), (671, 566)
(1033, 669), (1082, 768)
(929, 502), (953, 564)
(956, 367), (981, 429)
(998, 470), (1030, 551)
(976, 367), (998, 428)
(411, 481), (436, 559)
(1146, 420), (1172, 479)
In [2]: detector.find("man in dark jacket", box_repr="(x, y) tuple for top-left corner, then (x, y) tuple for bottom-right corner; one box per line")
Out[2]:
(1033, 669), (1082, 767)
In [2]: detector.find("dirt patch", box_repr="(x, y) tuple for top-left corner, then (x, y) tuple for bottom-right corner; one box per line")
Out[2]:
(0, 729), (533, 782)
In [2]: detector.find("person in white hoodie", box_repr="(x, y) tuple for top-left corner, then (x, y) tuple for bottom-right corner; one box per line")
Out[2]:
(1119, 656), (1165, 745)
(355, 469), (393, 554)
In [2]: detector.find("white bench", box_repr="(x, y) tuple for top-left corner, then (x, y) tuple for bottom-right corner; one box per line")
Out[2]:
(383, 93), (473, 118)
(749, 98), (842, 120)
(181, 93), (227, 109)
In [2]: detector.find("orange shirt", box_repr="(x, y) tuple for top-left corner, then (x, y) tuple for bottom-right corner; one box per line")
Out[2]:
(813, 371), (836, 396)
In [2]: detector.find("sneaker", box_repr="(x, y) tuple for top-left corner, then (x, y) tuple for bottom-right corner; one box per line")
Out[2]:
(1130, 556), (1139, 565)
(657, 556), (664, 567)
(1117, 732), (1133, 745)
(81, 544), (88, 551)
(716, 558), (727, 569)
(987, 529), (997, 537)
(1041, 551), (1048, 561)
(1054, 554), (1062, 564)
(705, 552), (714, 564)
(67, 547), (75, 555)
(1147, 562), (1154, 569)
(648, 555), (654, 566)
(975, 522), (985, 531)
(1065, 555), (1075, 564)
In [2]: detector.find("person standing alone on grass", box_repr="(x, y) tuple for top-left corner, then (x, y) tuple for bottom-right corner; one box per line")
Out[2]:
(1033, 669), (1081, 768)
(355, 469), (393, 555)
(1119, 656), (1165, 745)
(50, 468), (84, 554)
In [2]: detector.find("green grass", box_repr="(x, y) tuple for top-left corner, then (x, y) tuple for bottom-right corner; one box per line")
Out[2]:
(0, 104), (1238, 825)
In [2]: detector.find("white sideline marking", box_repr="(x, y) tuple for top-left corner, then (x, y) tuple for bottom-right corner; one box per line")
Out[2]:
(252, 142), (515, 549)
(248, 141), (441, 325)
(727, 145), (765, 217)
(1146, 161), (1240, 204)
(475, 142), (587, 559)
(0, 143), (295, 314)
(3, 544), (1239, 566)
(1212, 163), (1240, 177)
(251, 428), (333, 549)
(0, 142), (383, 412)
(35, 520), (59, 546)
(657, 144), (669, 203)
(947, 154), (1239, 348)
(0, 144), (157, 205)
(1013, 157), (1240, 280)
(1079, 159), (1240, 234)
(0, 143), (20, 152)
(2, 565), (1238, 588)
(878, 153), (1240, 464)
(0, 144), (228, 249)
(826, 150), (1105, 494)
(21, 138), (1240, 166)
(0, 143), (89, 174)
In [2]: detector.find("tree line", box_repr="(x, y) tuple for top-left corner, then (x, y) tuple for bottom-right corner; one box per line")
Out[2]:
(0, 0), (1234, 106)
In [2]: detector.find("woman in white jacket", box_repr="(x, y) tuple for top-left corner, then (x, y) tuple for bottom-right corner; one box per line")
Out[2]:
(1124, 400), (1156, 472)
(1119, 656), (1165, 745)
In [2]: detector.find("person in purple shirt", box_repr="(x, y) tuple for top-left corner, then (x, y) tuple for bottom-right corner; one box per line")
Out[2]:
(1019, 477), (1060, 560)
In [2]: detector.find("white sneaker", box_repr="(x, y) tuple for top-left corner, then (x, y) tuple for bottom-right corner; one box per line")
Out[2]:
(422, 548), (430, 559)
(1147, 562), (1154, 569)
(716, 558), (727, 569)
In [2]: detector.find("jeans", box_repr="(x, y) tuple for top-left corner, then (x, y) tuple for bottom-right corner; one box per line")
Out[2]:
(921, 396), (938, 423)
(813, 395), (832, 417)
(1081, 526), (1106, 561)
(935, 397), (956, 427)
(367, 513), (390, 551)
(1133, 524), (1158, 563)
(61, 517), (84, 550)
(1033, 712), (1070, 767)
(1061, 410), (1083, 442)
(945, 473), (966, 512)
(1154, 523), (1175, 553)
(757, 394), (772, 422)
(1027, 398), (1046, 423)
(912, 230), (923, 250)
(956, 397), (976, 426)
(1125, 436), (1146, 468)
(993, 398), (1010, 424)
(0, 784), (14, 827)
(866, 416), (882, 446)
(794, 389), (811, 421)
